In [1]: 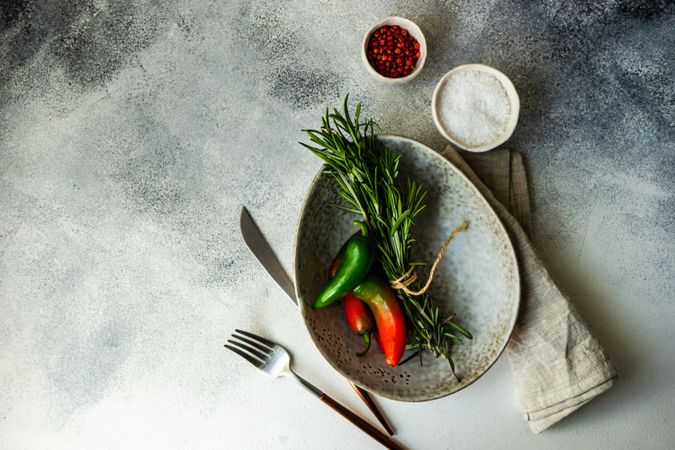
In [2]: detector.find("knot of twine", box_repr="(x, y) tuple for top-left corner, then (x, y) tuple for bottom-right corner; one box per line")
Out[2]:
(389, 221), (469, 296)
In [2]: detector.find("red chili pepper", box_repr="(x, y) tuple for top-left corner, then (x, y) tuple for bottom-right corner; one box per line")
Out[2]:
(374, 329), (384, 352)
(329, 233), (407, 366)
(343, 292), (374, 356)
(352, 275), (407, 367)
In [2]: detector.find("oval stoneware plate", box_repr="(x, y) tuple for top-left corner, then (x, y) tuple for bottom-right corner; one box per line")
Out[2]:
(294, 135), (520, 402)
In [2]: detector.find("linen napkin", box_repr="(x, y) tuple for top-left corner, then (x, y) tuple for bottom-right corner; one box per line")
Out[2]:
(440, 146), (617, 433)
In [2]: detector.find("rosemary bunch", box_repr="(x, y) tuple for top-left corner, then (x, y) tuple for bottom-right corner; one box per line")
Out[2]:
(301, 96), (472, 371)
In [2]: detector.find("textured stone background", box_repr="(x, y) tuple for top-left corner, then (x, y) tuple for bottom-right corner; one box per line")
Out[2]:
(0, 1), (673, 449)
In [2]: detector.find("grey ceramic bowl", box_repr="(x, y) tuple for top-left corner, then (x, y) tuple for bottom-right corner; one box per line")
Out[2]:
(294, 135), (520, 402)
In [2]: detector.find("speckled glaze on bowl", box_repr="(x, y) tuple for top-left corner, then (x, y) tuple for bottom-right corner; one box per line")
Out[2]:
(294, 135), (520, 402)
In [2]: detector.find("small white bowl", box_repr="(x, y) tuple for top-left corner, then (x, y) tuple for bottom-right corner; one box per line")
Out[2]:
(432, 64), (520, 152)
(361, 16), (427, 84)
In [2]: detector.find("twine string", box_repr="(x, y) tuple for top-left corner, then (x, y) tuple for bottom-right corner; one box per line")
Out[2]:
(389, 221), (469, 296)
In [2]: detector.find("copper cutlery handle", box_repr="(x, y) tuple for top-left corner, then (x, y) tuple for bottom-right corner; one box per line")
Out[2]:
(350, 382), (395, 436)
(319, 393), (405, 450)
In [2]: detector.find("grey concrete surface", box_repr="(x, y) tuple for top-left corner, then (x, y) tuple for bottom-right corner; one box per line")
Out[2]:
(1, 1), (673, 449)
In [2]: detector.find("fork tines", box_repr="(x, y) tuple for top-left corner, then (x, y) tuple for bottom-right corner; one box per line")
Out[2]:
(225, 329), (275, 368)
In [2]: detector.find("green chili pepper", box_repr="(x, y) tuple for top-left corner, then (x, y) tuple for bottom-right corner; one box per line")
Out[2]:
(313, 222), (374, 309)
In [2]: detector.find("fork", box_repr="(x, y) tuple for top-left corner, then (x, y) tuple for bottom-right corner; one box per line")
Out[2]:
(225, 329), (405, 450)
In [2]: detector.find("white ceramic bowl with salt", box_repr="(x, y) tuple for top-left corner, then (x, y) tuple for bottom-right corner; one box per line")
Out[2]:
(432, 64), (520, 152)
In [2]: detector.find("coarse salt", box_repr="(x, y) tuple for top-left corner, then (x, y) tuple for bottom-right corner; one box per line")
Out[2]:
(436, 70), (511, 147)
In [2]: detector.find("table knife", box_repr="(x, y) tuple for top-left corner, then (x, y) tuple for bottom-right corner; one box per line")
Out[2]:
(240, 206), (395, 436)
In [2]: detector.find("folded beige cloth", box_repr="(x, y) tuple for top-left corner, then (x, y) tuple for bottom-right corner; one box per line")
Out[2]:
(440, 146), (617, 433)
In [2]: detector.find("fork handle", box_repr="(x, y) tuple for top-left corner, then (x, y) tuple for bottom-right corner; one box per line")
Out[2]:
(319, 394), (405, 450)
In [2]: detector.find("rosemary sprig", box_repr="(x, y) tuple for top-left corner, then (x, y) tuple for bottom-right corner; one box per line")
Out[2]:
(301, 96), (472, 372)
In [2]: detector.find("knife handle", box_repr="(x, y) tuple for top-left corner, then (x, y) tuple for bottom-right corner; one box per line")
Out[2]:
(319, 393), (405, 450)
(350, 382), (395, 435)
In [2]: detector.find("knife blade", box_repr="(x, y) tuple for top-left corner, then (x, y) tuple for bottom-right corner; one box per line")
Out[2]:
(240, 206), (298, 305)
(239, 206), (395, 436)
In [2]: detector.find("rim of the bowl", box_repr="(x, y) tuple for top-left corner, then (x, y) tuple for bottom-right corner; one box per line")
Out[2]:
(432, 64), (520, 152)
(361, 16), (428, 84)
(293, 134), (520, 402)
